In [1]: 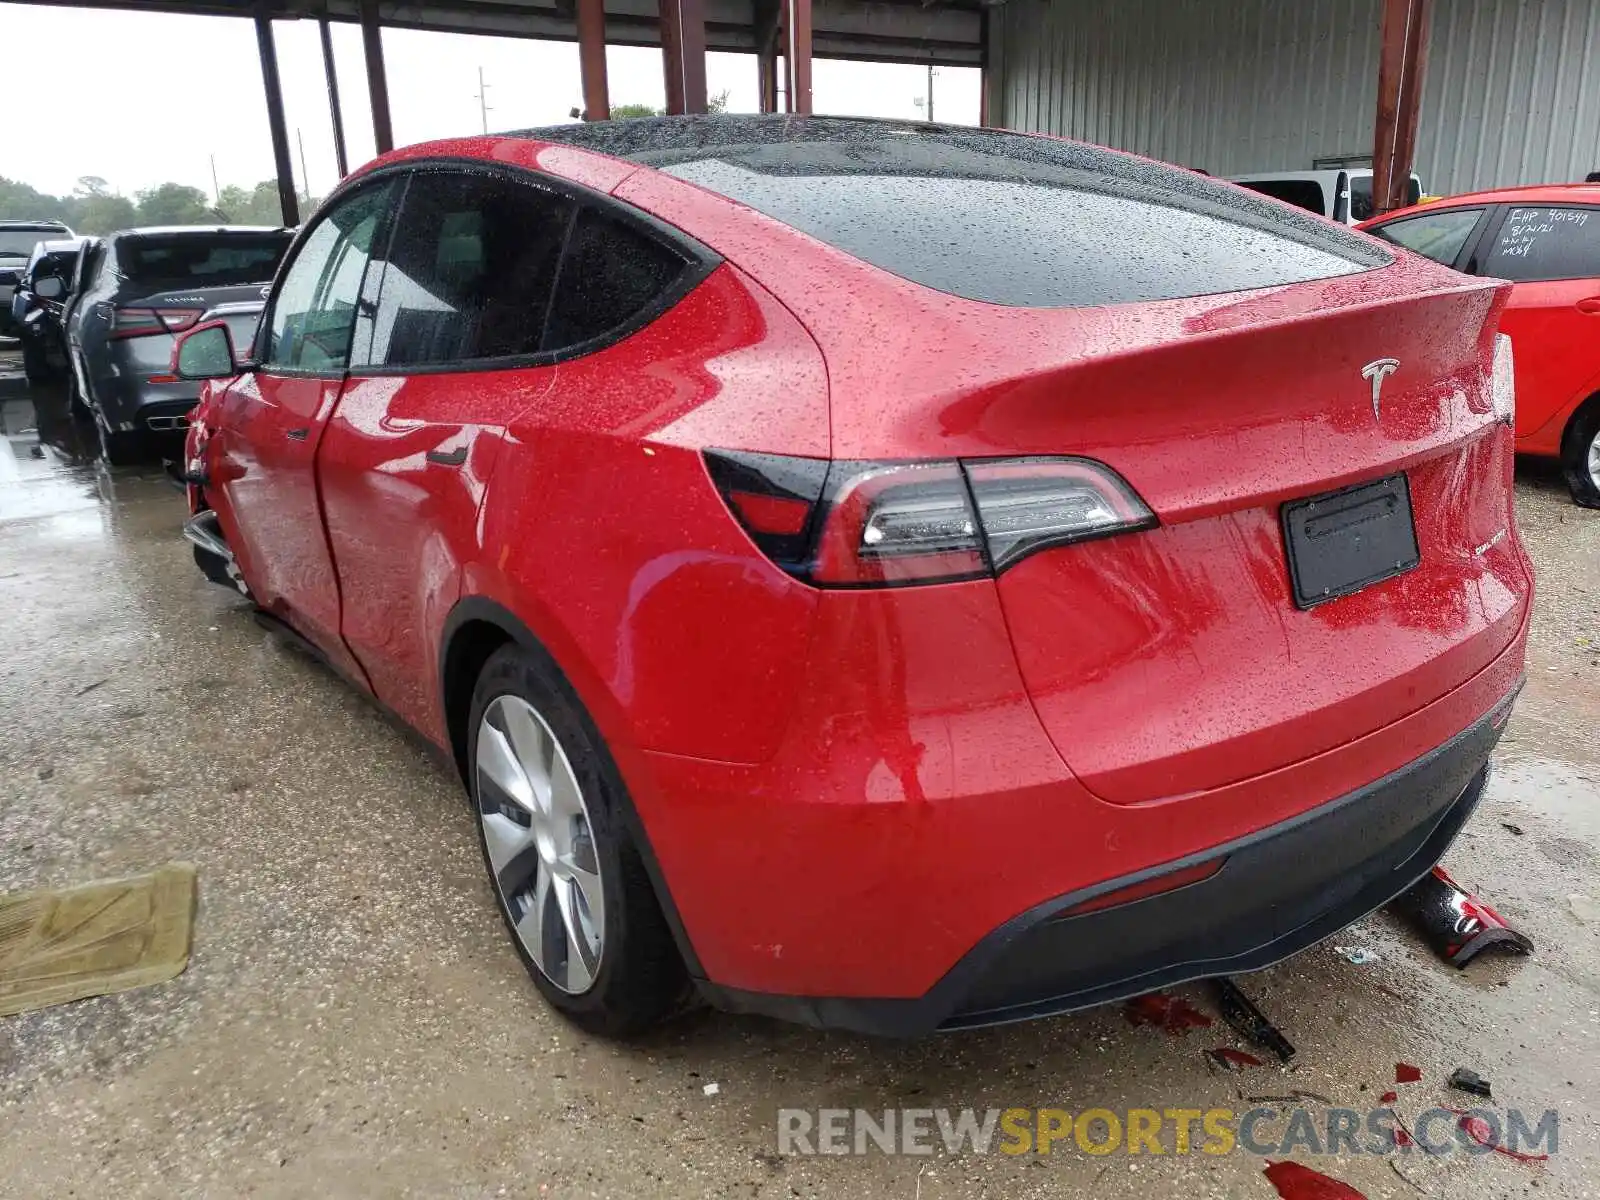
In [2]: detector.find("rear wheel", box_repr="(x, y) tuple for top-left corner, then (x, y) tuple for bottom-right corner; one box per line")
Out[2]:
(1562, 403), (1600, 509)
(468, 644), (685, 1035)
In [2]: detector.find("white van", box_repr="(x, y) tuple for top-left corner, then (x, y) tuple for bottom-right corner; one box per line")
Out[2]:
(1229, 169), (1423, 225)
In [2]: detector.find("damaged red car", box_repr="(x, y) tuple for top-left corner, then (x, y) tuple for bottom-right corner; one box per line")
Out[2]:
(174, 116), (1531, 1036)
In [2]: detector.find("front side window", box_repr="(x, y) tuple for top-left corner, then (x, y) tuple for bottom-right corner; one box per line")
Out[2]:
(1480, 206), (1600, 282)
(367, 170), (573, 367)
(263, 182), (394, 372)
(1369, 208), (1484, 267)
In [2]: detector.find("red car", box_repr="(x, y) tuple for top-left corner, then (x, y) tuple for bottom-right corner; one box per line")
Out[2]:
(174, 117), (1530, 1036)
(1359, 184), (1600, 506)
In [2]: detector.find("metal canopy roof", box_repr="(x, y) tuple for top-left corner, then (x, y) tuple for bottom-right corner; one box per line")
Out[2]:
(21, 0), (985, 65)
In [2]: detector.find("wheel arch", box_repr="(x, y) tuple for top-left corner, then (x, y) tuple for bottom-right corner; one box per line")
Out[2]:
(1559, 387), (1600, 463)
(438, 595), (707, 979)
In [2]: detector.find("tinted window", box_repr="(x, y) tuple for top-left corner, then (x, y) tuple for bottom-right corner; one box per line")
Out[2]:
(664, 155), (1366, 307)
(368, 170), (572, 367)
(1481, 206), (1600, 282)
(1370, 208), (1484, 267)
(543, 208), (685, 351)
(1349, 176), (1423, 223)
(0, 229), (60, 257)
(119, 233), (291, 288)
(264, 183), (394, 372)
(1235, 179), (1327, 216)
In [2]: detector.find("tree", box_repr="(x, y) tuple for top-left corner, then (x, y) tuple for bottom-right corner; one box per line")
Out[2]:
(611, 102), (662, 118)
(214, 180), (290, 225)
(73, 192), (137, 234)
(134, 182), (215, 226)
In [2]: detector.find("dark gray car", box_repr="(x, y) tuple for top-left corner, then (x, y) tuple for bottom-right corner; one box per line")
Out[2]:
(0, 220), (73, 337)
(65, 225), (292, 463)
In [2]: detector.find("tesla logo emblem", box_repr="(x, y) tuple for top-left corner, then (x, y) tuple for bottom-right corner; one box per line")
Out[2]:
(259, 286), (271, 299)
(1362, 358), (1401, 420)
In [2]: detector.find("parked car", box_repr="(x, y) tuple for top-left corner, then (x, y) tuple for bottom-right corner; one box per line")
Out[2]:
(12, 238), (86, 383)
(175, 116), (1530, 1037)
(65, 225), (293, 464)
(0, 219), (73, 337)
(1231, 169), (1422, 224)
(1359, 184), (1600, 506)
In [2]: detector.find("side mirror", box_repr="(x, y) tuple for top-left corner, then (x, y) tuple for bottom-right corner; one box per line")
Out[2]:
(173, 320), (242, 380)
(34, 275), (66, 300)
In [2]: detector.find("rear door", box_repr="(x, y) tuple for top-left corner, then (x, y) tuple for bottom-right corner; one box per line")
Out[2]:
(207, 180), (398, 684)
(1472, 204), (1600, 452)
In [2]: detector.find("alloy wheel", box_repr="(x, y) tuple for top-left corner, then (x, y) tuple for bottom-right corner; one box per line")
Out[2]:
(475, 695), (606, 994)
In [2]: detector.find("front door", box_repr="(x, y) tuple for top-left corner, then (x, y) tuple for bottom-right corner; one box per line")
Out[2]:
(208, 179), (397, 683)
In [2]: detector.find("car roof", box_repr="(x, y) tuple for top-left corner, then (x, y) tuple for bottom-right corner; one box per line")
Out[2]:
(110, 225), (292, 239)
(0, 220), (70, 230)
(1370, 183), (1600, 222)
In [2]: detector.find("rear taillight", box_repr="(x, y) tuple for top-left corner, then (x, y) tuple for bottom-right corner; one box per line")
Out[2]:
(110, 307), (203, 338)
(705, 450), (1156, 587)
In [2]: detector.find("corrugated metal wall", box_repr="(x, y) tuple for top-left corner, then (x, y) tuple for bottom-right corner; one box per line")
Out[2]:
(989, 0), (1600, 193)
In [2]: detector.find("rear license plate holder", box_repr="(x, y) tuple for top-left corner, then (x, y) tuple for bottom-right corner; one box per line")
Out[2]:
(1281, 474), (1420, 609)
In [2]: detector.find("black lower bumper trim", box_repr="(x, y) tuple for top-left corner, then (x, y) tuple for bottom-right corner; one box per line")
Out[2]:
(696, 686), (1517, 1037)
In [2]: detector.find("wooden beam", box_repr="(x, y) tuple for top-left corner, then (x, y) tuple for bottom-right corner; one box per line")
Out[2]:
(1372, 0), (1432, 215)
(576, 0), (609, 119)
(253, 11), (300, 226)
(358, 0), (394, 153)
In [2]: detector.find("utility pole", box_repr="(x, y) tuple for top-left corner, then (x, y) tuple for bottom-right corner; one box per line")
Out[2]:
(476, 66), (492, 134)
(297, 128), (311, 206)
(926, 63), (934, 122)
(209, 154), (221, 207)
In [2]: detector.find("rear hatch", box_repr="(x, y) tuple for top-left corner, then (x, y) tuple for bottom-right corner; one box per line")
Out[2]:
(109, 229), (289, 359)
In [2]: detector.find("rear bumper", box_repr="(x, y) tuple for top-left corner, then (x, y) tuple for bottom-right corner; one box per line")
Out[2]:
(697, 687), (1514, 1035)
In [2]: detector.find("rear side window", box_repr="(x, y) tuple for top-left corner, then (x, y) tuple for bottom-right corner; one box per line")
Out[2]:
(118, 233), (290, 288)
(542, 208), (686, 351)
(1481, 207), (1600, 282)
(1235, 179), (1327, 216)
(1369, 208), (1484, 267)
(662, 153), (1370, 308)
(367, 170), (573, 367)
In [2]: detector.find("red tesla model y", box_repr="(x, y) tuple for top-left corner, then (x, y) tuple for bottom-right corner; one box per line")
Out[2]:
(175, 116), (1531, 1036)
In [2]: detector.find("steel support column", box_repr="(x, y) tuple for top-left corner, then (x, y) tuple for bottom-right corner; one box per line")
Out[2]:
(978, 5), (990, 127)
(319, 16), (350, 177)
(576, 0), (610, 120)
(754, 0), (781, 113)
(783, 0), (811, 114)
(1372, 0), (1432, 215)
(359, 0), (395, 154)
(253, 11), (300, 227)
(659, 0), (707, 114)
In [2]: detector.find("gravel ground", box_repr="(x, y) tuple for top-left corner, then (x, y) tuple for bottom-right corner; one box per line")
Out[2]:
(1, 375), (1596, 1200)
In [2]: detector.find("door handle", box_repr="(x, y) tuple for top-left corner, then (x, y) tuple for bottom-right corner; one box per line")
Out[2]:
(1576, 297), (1600, 315)
(426, 446), (468, 466)
(286, 427), (309, 441)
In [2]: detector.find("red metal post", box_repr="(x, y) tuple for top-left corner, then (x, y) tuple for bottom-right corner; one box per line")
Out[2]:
(755, 0), (781, 113)
(785, 0), (812, 114)
(358, 0), (394, 154)
(659, 0), (686, 113)
(577, 0), (610, 120)
(1372, 0), (1432, 215)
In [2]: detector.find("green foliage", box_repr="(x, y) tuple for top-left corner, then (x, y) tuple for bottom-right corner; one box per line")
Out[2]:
(0, 174), (302, 234)
(610, 102), (663, 118)
(132, 182), (215, 226)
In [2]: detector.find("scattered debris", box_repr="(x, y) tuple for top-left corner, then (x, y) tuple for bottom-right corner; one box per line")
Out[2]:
(1211, 978), (1295, 1062)
(1396, 1063), (1422, 1084)
(1245, 1090), (1335, 1106)
(1210, 1047), (1263, 1071)
(1335, 945), (1380, 965)
(74, 678), (109, 698)
(702, 1082), (719, 1096)
(1379, 1090), (1398, 1104)
(1451, 1110), (1549, 1162)
(1569, 894), (1599, 923)
(36, 767), (53, 781)
(1448, 1068), (1492, 1099)
(1500, 822), (1525, 836)
(1262, 1159), (1368, 1198)
(1388, 1157), (1431, 1194)
(1389, 867), (1534, 967)
(1124, 991), (1213, 1034)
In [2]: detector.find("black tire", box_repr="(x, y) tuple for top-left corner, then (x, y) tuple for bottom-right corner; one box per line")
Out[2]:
(97, 420), (146, 467)
(1562, 403), (1600, 509)
(467, 643), (686, 1035)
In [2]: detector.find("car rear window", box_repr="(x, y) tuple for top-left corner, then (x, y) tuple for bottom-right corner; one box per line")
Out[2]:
(119, 233), (292, 288)
(661, 152), (1370, 308)
(527, 119), (1387, 309)
(0, 230), (60, 257)
(1233, 179), (1328, 216)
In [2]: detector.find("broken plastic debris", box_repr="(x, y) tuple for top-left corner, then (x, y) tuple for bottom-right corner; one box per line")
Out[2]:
(1447, 1068), (1492, 1099)
(1395, 1063), (1422, 1083)
(1245, 1090), (1334, 1106)
(1500, 822), (1525, 836)
(1212, 978), (1294, 1062)
(702, 1082), (719, 1096)
(1210, 1047), (1263, 1071)
(1262, 1159), (1368, 1199)
(1335, 945), (1380, 965)
(1389, 867), (1533, 968)
(1379, 1090), (1398, 1104)
(1452, 1110), (1549, 1162)
(1124, 991), (1212, 1034)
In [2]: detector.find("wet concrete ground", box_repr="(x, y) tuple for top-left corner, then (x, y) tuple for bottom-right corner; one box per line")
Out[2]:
(1, 362), (1597, 1200)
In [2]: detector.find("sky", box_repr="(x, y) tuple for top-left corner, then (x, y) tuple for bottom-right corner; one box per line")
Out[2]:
(0, 3), (979, 202)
